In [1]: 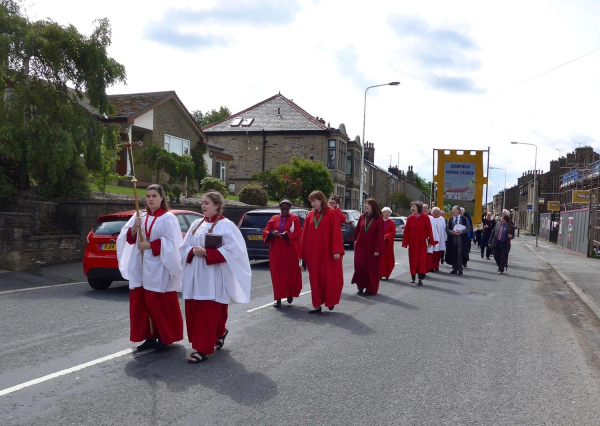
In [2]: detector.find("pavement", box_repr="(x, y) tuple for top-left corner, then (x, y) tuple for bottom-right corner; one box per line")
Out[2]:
(2, 240), (600, 424)
(518, 233), (600, 319)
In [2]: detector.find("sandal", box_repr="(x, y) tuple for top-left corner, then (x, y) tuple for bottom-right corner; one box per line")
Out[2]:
(215, 329), (229, 350)
(188, 352), (208, 364)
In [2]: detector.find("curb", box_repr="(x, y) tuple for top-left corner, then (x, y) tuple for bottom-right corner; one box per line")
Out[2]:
(522, 242), (600, 321)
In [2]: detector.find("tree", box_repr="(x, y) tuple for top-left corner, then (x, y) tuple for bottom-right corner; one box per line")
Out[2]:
(192, 106), (231, 128)
(275, 157), (333, 207)
(250, 170), (285, 201)
(412, 172), (432, 195)
(0, 1), (126, 196)
(390, 191), (412, 211)
(90, 125), (121, 193)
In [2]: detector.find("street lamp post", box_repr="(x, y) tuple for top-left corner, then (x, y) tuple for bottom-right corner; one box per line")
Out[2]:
(511, 141), (538, 247)
(359, 82), (400, 211)
(489, 166), (507, 213)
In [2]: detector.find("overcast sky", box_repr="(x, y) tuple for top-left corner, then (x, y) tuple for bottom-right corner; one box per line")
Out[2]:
(25, 0), (600, 200)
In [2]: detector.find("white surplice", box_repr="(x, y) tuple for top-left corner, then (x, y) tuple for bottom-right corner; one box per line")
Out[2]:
(431, 216), (447, 252)
(179, 218), (252, 304)
(116, 211), (183, 293)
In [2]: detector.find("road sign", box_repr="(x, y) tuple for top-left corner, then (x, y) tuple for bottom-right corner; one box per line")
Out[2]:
(538, 198), (544, 204)
(572, 190), (590, 204)
(547, 201), (560, 211)
(527, 205), (533, 211)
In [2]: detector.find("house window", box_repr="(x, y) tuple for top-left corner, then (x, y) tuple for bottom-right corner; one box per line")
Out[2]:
(327, 140), (336, 169)
(338, 142), (346, 172)
(345, 190), (351, 209)
(164, 134), (190, 156)
(214, 161), (226, 181)
(346, 150), (353, 176)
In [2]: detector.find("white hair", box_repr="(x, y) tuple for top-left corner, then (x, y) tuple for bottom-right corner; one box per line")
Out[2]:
(382, 207), (392, 213)
(431, 207), (441, 214)
(460, 207), (465, 214)
(502, 209), (510, 216)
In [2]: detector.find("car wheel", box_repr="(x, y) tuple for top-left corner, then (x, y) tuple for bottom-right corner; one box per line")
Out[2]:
(88, 279), (112, 290)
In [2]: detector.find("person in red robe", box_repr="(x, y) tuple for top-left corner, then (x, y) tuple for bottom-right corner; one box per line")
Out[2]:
(328, 195), (346, 224)
(299, 190), (345, 313)
(263, 199), (303, 308)
(352, 199), (384, 295)
(380, 207), (396, 280)
(402, 201), (436, 286)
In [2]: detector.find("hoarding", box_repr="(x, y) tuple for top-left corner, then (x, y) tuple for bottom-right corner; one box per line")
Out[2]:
(572, 190), (590, 204)
(547, 201), (560, 211)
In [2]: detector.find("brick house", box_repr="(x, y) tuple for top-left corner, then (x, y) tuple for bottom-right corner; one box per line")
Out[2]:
(90, 90), (229, 188)
(202, 93), (358, 208)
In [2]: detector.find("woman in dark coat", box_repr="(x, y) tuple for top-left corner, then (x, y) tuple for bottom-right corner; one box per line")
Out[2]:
(351, 199), (385, 295)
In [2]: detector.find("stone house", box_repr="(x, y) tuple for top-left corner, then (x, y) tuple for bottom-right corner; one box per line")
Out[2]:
(202, 93), (358, 208)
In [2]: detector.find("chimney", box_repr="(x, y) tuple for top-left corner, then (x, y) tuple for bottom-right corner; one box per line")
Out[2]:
(407, 165), (414, 183)
(364, 142), (375, 163)
(388, 166), (399, 177)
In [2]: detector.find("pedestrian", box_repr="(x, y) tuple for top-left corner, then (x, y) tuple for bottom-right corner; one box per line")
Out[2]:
(380, 207), (396, 280)
(263, 199), (303, 308)
(489, 214), (514, 275)
(328, 194), (346, 224)
(481, 212), (495, 260)
(116, 184), (184, 353)
(492, 209), (514, 269)
(423, 204), (437, 273)
(179, 191), (252, 363)
(445, 205), (471, 275)
(352, 198), (384, 295)
(460, 207), (473, 266)
(299, 190), (345, 313)
(402, 201), (436, 285)
(428, 207), (447, 272)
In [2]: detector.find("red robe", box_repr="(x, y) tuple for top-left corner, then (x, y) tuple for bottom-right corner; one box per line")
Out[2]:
(332, 207), (346, 224)
(402, 214), (436, 276)
(263, 213), (303, 300)
(299, 208), (345, 308)
(380, 218), (396, 278)
(351, 215), (385, 294)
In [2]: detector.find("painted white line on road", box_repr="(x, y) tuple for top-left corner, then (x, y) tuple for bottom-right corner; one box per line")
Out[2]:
(0, 348), (134, 397)
(246, 290), (312, 313)
(0, 281), (87, 295)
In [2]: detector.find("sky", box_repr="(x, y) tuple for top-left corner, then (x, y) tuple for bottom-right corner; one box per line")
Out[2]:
(23, 0), (600, 201)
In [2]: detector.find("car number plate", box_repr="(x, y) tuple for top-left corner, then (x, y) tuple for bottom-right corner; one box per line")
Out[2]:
(101, 243), (116, 250)
(248, 235), (263, 241)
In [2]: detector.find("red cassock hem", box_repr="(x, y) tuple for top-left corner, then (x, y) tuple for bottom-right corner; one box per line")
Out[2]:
(129, 287), (183, 344)
(185, 300), (228, 355)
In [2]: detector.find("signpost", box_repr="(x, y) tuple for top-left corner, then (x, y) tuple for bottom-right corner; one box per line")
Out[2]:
(538, 198), (545, 205)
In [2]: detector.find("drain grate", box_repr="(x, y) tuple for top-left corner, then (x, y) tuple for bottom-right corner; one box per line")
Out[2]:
(463, 291), (488, 296)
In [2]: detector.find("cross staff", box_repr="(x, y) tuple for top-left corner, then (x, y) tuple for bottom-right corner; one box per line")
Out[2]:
(121, 129), (154, 335)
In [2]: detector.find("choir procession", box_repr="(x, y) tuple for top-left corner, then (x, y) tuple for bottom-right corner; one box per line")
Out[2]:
(116, 184), (494, 365)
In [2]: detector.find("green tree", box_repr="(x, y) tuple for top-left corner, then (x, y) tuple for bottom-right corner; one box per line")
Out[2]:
(190, 144), (207, 182)
(390, 191), (412, 211)
(90, 125), (121, 193)
(250, 170), (285, 201)
(412, 172), (432, 194)
(276, 157), (333, 207)
(0, 1), (126, 196)
(192, 106), (231, 128)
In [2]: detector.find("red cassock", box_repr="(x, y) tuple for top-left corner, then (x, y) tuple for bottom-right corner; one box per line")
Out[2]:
(332, 207), (346, 224)
(380, 219), (396, 279)
(402, 214), (436, 276)
(263, 213), (303, 300)
(299, 209), (345, 308)
(351, 214), (385, 294)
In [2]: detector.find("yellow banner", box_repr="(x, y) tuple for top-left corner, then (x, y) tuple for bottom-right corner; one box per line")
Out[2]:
(547, 201), (560, 211)
(572, 190), (590, 204)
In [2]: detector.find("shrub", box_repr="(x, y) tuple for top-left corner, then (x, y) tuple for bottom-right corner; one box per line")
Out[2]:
(200, 177), (228, 194)
(238, 184), (268, 206)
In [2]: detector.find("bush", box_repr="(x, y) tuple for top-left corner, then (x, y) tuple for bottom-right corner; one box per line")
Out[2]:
(238, 184), (268, 206)
(200, 177), (228, 194)
(250, 170), (284, 201)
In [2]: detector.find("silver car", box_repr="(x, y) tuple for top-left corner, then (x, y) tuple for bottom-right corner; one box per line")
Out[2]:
(392, 217), (407, 239)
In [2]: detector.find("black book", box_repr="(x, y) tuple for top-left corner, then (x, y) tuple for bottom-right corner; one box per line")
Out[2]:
(205, 234), (223, 250)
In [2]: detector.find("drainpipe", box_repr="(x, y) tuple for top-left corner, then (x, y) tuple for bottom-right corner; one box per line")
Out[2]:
(262, 129), (267, 171)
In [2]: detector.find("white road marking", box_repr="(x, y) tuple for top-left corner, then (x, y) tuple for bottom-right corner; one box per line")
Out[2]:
(0, 281), (87, 295)
(246, 290), (312, 313)
(0, 348), (134, 397)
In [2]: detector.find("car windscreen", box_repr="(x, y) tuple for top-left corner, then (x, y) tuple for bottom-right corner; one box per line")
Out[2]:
(241, 213), (275, 229)
(94, 218), (129, 236)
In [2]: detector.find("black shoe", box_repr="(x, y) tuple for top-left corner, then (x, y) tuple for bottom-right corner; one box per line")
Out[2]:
(450, 270), (457, 275)
(410, 275), (416, 283)
(273, 299), (282, 308)
(328, 305), (334, 311)
(458, 271), (463, 275)
(308, 307), (322, 314)
(417, 279), (423, 286)
(154, 338), (168, 353)
(486, 257), (490, 260)
(357, 287), (365, 295)
(136, 338), (157, 351)
(287, 297), (293, 304)
(498, 271), (504, 275)
(481, 254), (484, 258)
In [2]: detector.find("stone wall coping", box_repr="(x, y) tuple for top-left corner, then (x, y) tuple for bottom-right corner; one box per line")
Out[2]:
(28, 235), (81, 241)
(7, 198), (58, 206)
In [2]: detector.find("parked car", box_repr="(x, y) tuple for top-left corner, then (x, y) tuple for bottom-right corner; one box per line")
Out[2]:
(341, 209), (361, 248)
(238, 208), (309, 260)
(392, 216), (407, 239)
(82, 209), (203, 290)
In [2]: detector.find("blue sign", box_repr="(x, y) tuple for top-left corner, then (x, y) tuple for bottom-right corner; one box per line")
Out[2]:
(527, 205), (533, 211)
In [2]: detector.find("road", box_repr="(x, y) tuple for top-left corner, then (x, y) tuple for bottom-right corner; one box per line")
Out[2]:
(2, 239), (600, 425)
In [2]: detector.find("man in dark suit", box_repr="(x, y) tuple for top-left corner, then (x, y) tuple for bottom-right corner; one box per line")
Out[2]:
(445, 206), (471, 275)
(489, 214), (514, 275)
(481, 212), (496, 260)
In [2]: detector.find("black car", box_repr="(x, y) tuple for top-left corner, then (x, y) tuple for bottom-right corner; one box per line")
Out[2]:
(238, 208), (309, 260)
(341, 209), (361, 248)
